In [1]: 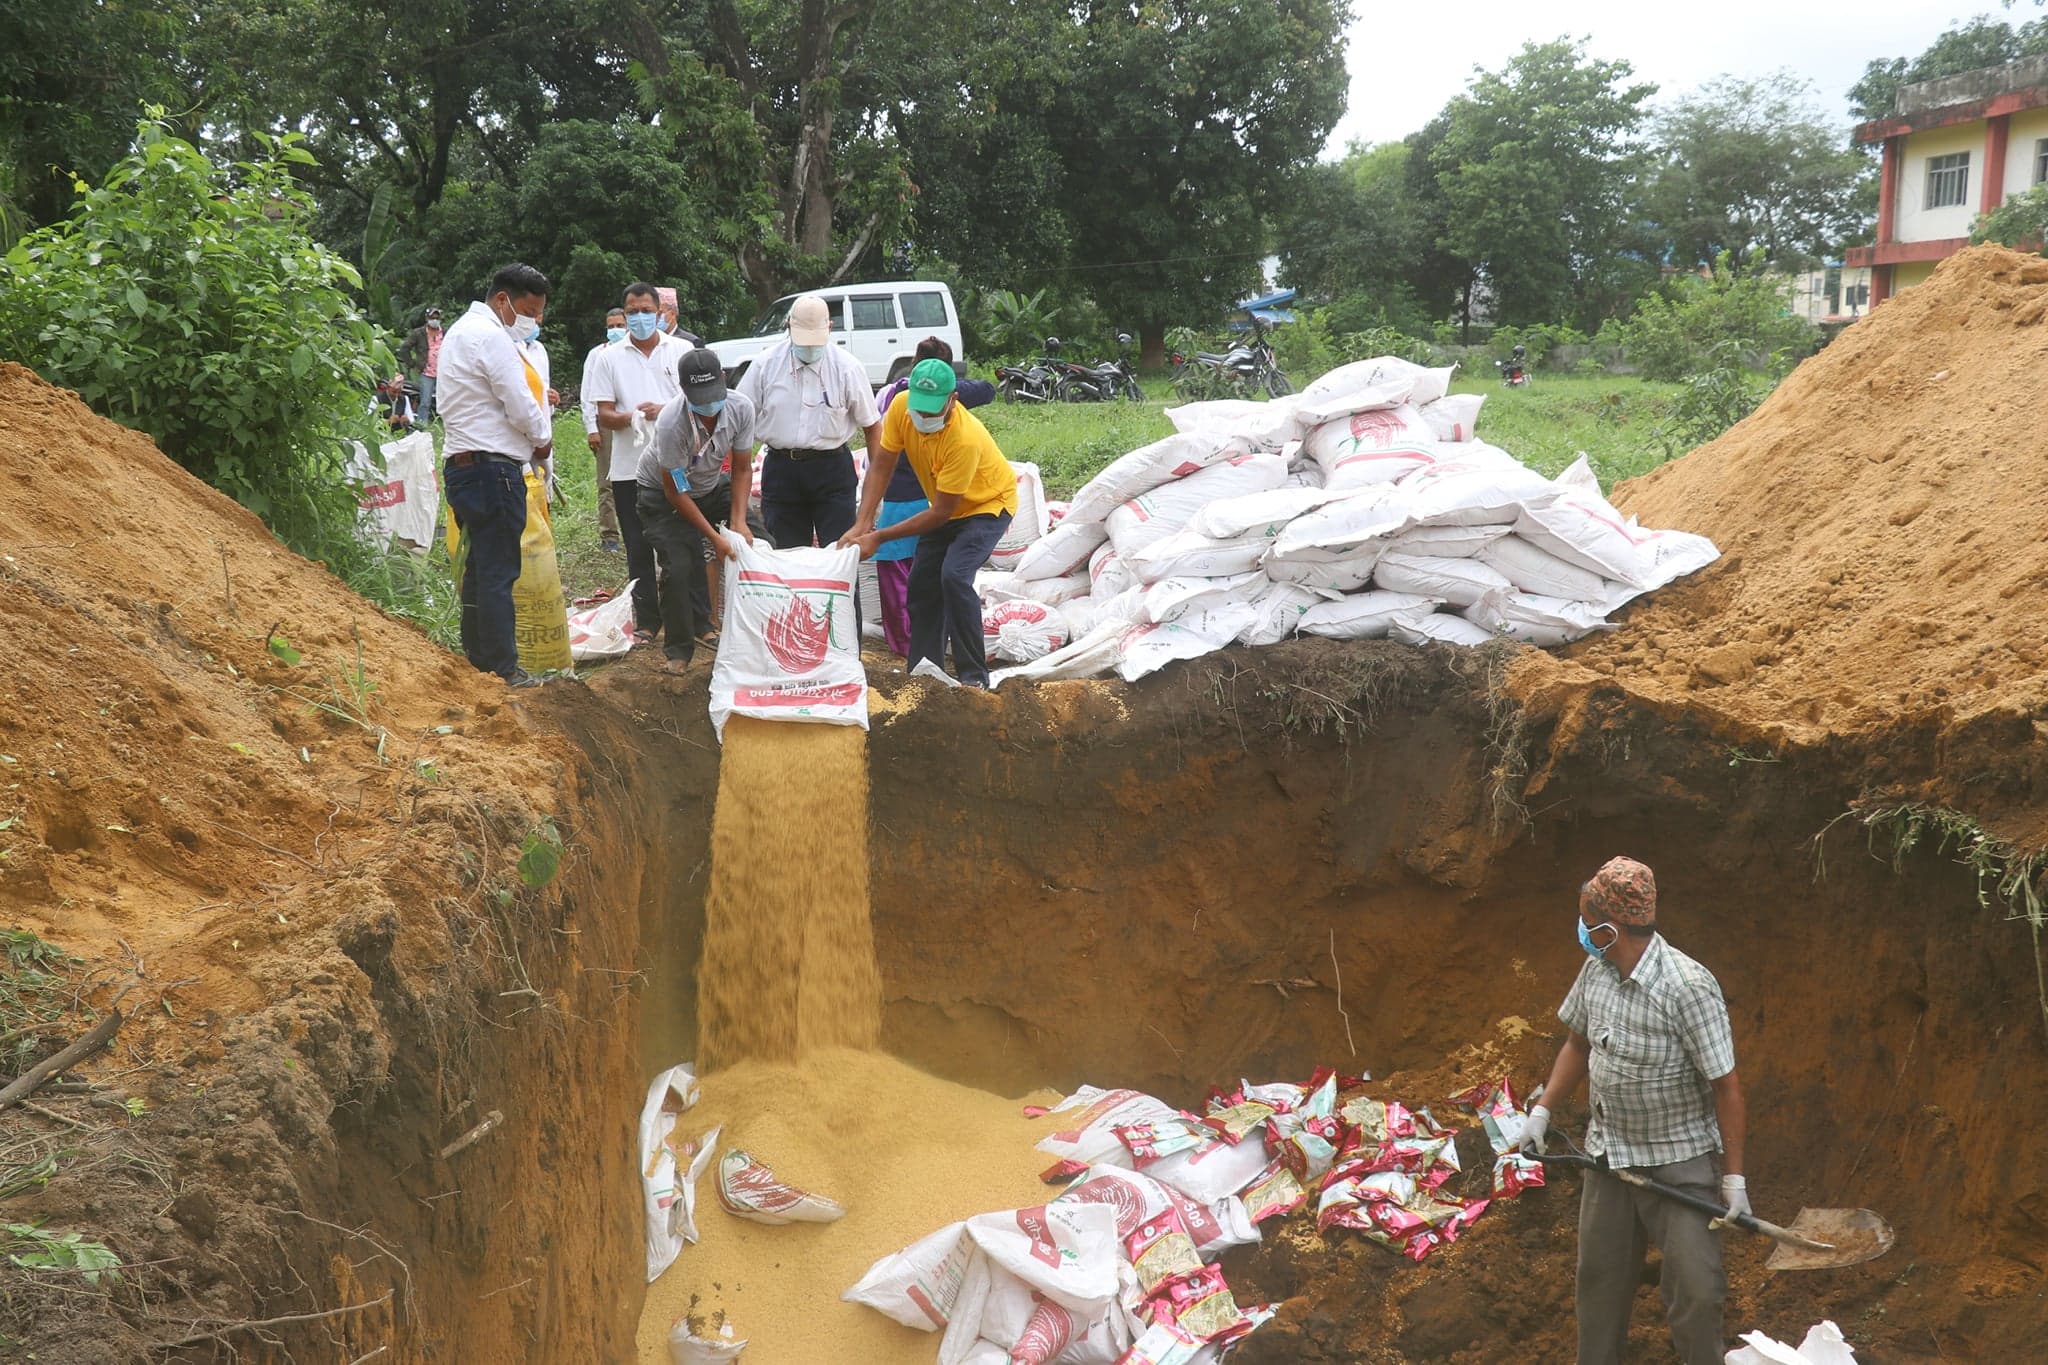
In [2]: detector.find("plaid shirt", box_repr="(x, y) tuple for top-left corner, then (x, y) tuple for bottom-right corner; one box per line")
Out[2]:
(1558, 934), (1735, 1168)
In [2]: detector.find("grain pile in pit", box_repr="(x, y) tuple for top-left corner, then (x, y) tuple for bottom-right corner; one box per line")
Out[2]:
(1528, 244), (2048, 841)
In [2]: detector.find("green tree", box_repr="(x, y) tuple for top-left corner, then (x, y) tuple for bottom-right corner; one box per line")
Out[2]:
(1047, 0), (1354, 366)
(1974, 182), (2048, 248)
(1849, 16), (2048, 121)
(1608, 256), (1817, 382)
(1430, 38), (1656, 328)
(1645, 75), (1872, 273)
(0, 116), (385, 545)
(1276, 141), (1430, 312)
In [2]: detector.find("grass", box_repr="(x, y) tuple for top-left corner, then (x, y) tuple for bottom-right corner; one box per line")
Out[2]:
(1446, 371), (1683, 490)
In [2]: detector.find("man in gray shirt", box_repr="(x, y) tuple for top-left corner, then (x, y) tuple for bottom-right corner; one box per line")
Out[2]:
(636, 347), (757, 671)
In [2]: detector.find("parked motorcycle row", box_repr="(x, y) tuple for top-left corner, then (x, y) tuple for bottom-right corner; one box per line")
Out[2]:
(996, 334), (1147, 404)
(1168, 313), (1294, 400)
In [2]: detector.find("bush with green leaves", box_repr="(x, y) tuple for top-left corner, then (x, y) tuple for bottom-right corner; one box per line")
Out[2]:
(1973, 184), (2048, 250)
(1608, 257), (1817, 382)
(0, 114), (387, 549)
(1652, 339), (1788, 458)
(1489, 322), (1588, 365)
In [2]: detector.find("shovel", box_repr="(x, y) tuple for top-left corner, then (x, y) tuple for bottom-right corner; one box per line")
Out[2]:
(1536, 1153), (1894, 1271)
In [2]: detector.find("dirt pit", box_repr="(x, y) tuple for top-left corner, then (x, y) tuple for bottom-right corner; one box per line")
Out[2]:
(604, 643), (2048, 1364)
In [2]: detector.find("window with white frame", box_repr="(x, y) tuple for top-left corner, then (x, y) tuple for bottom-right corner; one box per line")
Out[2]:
(2035, 138), (2048, 185)
(1925, 152), (1969, 209)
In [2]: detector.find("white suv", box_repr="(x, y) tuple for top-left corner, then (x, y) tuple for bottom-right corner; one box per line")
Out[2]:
(707, 281), (964, 388)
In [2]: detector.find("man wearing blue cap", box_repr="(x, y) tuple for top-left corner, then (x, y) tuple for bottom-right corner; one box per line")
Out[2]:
(843, 358), (1018, 686)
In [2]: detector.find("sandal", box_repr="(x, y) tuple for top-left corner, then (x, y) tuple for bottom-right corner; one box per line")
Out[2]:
(696, 630), (720, 650)
(631, 629), (655, 646)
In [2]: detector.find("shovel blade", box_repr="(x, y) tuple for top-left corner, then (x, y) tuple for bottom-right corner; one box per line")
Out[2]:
(1764, 1208), (1894, 1271)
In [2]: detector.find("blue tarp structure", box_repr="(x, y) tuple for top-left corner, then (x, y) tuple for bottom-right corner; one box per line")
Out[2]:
(1231, 288), (1297, 327)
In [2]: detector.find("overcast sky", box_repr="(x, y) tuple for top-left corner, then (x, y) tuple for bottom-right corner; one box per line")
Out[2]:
(1325, 1), (2002, 153)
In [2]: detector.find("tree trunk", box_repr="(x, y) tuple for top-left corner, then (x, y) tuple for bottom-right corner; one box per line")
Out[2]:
(1140, 323), (1169, 373)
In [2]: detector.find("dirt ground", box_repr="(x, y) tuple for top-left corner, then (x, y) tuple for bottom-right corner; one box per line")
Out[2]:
(8, 240), (2048, 1363)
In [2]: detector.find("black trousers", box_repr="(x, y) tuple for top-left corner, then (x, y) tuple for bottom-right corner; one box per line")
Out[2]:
(759, 447), (856, 550)
(612, 479), (661, 639)
(636, 481), (733, 662)
(908, 511), (1011, 687)
(445, 456), (528, 679)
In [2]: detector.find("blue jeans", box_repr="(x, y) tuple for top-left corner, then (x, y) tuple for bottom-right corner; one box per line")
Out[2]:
(908, 511), (1011, 686)
(445, 457), (528, 678)
(415, 373), (437, 422)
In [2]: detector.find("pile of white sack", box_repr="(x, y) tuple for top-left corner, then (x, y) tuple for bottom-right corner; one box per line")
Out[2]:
(963, 356), (1720, 685)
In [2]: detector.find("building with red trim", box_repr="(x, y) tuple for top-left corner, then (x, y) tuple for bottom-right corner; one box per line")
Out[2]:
(1848, 53), (2048, 305)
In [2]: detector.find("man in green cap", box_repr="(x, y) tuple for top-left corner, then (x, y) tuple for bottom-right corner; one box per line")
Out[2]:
(842, 357), (1018, 685)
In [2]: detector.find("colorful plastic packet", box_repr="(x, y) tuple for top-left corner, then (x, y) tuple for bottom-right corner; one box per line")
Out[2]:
(1199, 1100), (1278, 1145)
(1337, 1096), (1416, 1144)
(1147, 1263), (1241, 1340)
(715, 1149), (845, 1225)
(1113, 1320), (1203, 1365)
(1115, 1115), (1213, 1166)
(1126, 1208), (1203, 1293)
(1492, 1152), (1547, 1198)
(1241, 1160), (1307, 1223)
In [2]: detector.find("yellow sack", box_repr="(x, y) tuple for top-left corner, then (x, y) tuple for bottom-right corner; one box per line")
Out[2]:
(513, 469), (572, 674)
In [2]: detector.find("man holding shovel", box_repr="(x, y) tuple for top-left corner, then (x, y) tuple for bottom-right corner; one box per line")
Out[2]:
(1520, 856), (1746, 1365)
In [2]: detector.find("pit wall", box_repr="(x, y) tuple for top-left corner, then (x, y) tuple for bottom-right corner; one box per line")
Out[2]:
(605, 640), (2048, 1359)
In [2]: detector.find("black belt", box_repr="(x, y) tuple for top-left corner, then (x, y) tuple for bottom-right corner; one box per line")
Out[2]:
(768, 445), (850, 463)
(446, 450), (520, 469)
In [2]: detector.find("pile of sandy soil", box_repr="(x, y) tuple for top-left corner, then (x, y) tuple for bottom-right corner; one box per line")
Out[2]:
(1518, 246), (2048, 842)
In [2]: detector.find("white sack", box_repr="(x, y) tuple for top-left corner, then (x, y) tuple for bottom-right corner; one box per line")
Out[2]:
(974, 569), (1030, 604)
(1088, 540), (1136, 598)
(1463, 590), (1614, 647)
(1303, 355), (1456, 408)
(845, 1221), (975, 1330)
(1476, 536), (1610, 601)
(1059, 595), (1100, 637)
(1390, 613), (1503, 647)
(1269, 486), (1411, 558)
(1297, 591), (1437, 640)
(1015, 517), (1109, 581)
(1142, 570), (1265, 624)
(1056, 1165), (1260, 1258)
(1066, 432), (1248, 523)
(1143, 1134), (1275, 1205)
(1724, 1321), (1857, 1365)
(1401, 454), (1559, 528)
(667, 1320), (748, 1364)
(351, 430), (442, 551)
(857, 560), (886, 640)
(1127, 529), (1270, 584)
(1383, 523), (1513, 559)
(1115, 601), (1259, 682)
(1162, 399), (1305, 452)
(1630, 527), (1722, 592)
(1302, 405), (1438, 488)
(1371, 553), (1514, 608)
(1237, 580), (1324, 646)
(1288, 376), (1414, 427)
(1511, 455), (1647, 585)
(639, 1064), (718, 1283)
(709, 536), (867, 737)
(1015, 571), (1093, 607)
(1106, 454), (1289, 562)
(568, 583), (637, 662)
(1418, 393), (1484, 443)
(984, 598), (1071, 663)
(1189, 484), (1349, 541)
(965, 1203), (1120, 1314)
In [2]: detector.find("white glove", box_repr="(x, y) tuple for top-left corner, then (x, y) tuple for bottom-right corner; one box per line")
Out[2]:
(1518, 1104), (1551, 1156)
(1712, 1173), (1751, 1228)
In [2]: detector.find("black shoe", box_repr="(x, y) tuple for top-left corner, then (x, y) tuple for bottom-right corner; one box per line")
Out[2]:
(503, 668), (543, 689)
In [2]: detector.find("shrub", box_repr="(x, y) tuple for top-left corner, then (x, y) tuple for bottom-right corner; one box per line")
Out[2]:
(1488, 322), (1587, 365)
(1652, 339), (1790, 458)
(0, 114), (388, 548)
(1973, 184), (2048, 249)
(1610, 256), (1817, 382)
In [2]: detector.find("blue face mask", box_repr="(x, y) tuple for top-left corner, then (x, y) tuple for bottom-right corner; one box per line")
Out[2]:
(606, 326), (627, 344)
(791, 343), (825, 364)
(688, 398), (725, 416)
(1578, 919), (1613, 959)
(512, 315), (540, 344)
(627, 312), (661, 340)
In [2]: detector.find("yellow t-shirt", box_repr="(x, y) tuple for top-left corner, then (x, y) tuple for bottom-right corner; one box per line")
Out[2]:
(881, 394), (1019, 520)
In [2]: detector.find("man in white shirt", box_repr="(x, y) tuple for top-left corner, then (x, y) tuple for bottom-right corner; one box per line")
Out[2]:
(581, 306), (627, 553)
(436, 263), (555, 686)
(736, 294), (880, 553)
(587, 281), (691, 646)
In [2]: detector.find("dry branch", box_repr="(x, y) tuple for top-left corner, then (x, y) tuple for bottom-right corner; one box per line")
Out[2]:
(153, 1289), (394, 1350)
(0, 1009), (121, 1112)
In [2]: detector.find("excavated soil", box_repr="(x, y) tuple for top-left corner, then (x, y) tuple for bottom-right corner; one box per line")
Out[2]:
(1545, 244), (2048, 847)
(9, 239), (2048, 1365)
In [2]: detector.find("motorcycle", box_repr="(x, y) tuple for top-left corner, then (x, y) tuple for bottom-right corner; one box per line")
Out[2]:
(1093, 332), (1146, 402)
(1170, 313), (1292, 399)
(995, 338), (1066, 403)
(1495, 345), (1531, 388)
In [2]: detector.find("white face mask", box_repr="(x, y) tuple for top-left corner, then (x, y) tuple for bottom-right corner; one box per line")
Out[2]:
(908, 409), (949, 435)
(791, 343), (825, 365)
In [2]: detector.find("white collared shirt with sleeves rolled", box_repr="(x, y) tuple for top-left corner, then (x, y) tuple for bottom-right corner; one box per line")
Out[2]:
(579, 342), (611, 436)
(436, 300), (552, 460)
(586, 333), (690, 474)
(736, 338), (879, 451)
(1558, 933), (1736, 1169)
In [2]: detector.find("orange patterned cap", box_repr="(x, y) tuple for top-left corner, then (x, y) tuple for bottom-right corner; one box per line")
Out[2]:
(1581, 856), (1657, 926)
